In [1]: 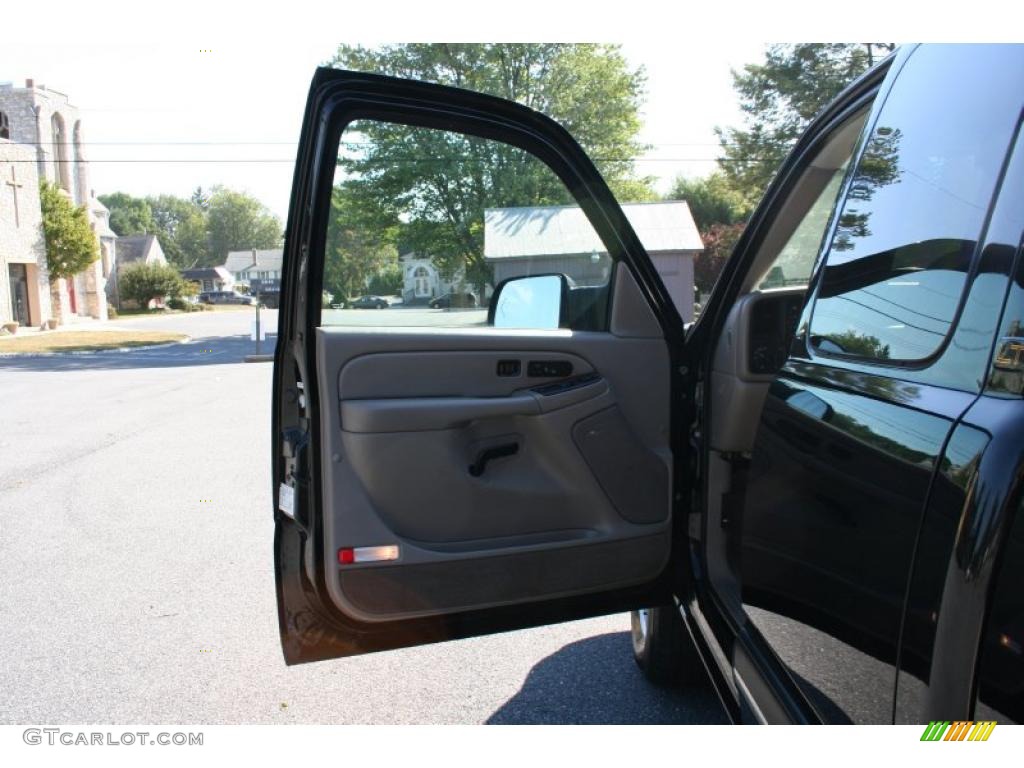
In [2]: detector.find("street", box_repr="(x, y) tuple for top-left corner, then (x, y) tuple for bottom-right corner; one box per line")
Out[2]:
(0, 309), (727, 724)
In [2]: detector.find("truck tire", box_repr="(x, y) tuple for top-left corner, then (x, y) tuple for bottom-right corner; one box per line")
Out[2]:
(630, 605), (706, 687)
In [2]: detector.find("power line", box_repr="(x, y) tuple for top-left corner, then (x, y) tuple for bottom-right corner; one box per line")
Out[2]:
(0, 157), (781, 164)
(1, 139), (790, 149)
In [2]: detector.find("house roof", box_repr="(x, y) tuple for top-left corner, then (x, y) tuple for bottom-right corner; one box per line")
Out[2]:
(117, 234), (165, 265)
(224, 249), (283, 273)
(182, 266), (232, 282)
(484, 200), (703, 260)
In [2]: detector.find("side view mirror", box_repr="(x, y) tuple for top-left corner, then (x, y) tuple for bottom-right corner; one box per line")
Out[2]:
(488, 274), (569, 330)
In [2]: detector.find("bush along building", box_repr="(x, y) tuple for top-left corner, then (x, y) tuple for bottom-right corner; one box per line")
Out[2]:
(0, 79), (116, 327)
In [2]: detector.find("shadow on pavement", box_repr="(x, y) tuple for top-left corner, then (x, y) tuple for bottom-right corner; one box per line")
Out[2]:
(0, 334), (277, 372)
(486, 631), (729, 724)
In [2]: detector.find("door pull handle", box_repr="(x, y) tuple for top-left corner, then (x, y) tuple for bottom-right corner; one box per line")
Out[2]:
(468, 443), (519, 477)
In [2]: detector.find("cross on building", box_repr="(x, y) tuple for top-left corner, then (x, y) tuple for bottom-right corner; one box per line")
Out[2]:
(5, 166), (24, 227)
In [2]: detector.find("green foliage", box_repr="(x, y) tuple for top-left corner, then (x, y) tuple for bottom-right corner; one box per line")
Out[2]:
(98, 192), (154, 236)
(367, 263), (403, 296)
(694, 222), (744, 295)
(821, 330), (891, 359)
(148, 194), (211, 267)
(329, 44), (653, 200)
(39, 181), (99, 282)
(119, 262), (189, 307)
(716, 44), (894, 207)
(323, 185), (400, 302)
(205, 186), (283, 265)
(190, 186), (209, 210)
(326, 44), (654, 294)
(665, 173), (751, 294)
(99, 187), (280, 269)
(178, 278), (199, 297)
(166, 296), (205, 312)
(667, 172), (751, 230)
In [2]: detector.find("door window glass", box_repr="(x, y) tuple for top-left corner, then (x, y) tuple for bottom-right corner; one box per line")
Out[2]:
(321, 120), (616, 329)
(808, 45), (1024, 363)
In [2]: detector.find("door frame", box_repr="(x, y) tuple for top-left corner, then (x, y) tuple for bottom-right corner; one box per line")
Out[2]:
(678, 52), (900, 723)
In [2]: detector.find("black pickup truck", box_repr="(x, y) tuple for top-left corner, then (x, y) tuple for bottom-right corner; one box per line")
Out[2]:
(269, 44), (1024, 724)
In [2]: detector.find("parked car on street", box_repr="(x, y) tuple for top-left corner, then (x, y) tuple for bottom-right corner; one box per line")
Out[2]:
(429, 292), (478, 308)
(270, 45), (1024, 725)
(199, 291), (253, 305)
(259, 292), (281, 309)
(349, 295), (390, 309)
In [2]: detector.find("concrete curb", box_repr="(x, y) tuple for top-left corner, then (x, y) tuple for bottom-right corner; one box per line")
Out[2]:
(0, 336), (193, 359)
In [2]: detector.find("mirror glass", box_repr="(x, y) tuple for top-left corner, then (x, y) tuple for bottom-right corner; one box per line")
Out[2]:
(492, 275), (563, 329)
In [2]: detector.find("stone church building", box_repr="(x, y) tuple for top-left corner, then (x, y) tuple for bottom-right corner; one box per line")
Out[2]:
(0, 133), (50, 327)
(0, 79), (113, 327)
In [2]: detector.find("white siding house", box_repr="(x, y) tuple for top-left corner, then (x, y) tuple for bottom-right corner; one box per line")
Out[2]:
(399, 252), (463, 304)
(224, 249), (283, 292)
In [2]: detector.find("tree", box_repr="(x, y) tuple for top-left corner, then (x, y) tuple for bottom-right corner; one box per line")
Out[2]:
(205, 186), (283, 265)
(367, 263), (403, 296)
(818, 330), (891, 360)
(148, 194), (210, 267)
(119, 262), (188, 307)
(667, 172), (751, 231)
(97, 191), (211, 267)
(39, 180), (99, 282)
(832, 126), (903, 252)
(694, 222), (744, 295)
(98, 191), (154, 236)
(190, 186), (209, 210)
(323, 186), (399, 301)
(716, 44), (894, 206)
(665, 173), (751, 294)
(325, 44), (654, 294)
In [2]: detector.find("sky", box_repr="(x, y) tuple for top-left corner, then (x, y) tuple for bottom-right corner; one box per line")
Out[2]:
(0, 0), (1004, 222)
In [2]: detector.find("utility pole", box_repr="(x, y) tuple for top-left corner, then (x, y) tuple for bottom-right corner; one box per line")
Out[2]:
(252, 248), (262, 356)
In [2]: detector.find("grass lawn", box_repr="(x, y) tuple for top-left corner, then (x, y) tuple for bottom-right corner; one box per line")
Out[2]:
(115, 304), (257, 317)
(0, 330), (188, 354)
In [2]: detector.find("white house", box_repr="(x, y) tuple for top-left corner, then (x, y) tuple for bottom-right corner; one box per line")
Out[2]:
(399, 252), (464, 304)
(484, 200), (703, 321)
(225, 249), (282, 292)
(181, 266), (234, 293)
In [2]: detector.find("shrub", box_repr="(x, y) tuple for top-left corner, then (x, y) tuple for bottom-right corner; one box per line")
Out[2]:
(120, 262), (189, 307)
(39, 180), (99, 282)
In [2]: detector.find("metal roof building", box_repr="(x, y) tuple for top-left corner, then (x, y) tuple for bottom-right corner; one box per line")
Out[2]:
(484, 200), (702, 321)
